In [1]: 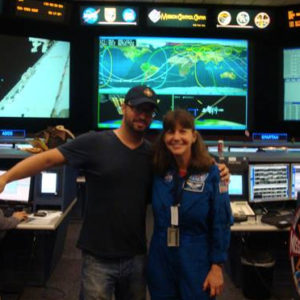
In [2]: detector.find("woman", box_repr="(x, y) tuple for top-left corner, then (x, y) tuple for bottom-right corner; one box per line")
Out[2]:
(147, 109), (232, 300)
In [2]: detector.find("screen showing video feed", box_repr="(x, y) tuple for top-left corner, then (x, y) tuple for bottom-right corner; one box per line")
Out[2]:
(98, 36), (248, 130)
(0, 34), (70, 118)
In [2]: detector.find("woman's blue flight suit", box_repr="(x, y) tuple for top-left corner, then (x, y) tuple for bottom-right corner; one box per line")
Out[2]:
(147, 165), (232, 300)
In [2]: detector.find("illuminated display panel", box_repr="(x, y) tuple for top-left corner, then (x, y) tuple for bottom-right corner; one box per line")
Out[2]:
(216, 9), (272, 30)
(229, 174), (243, 196)
(147, 7), (207, 28)
(0, 170), (31, 203)
(80, 6), (138, 26)
(0, 34), (70, 119)
(249, 164), (290, 203)
(291, 164), (300, 199)
(15, 0), (67, 23)
(41, 172), (58, 194)
(288, 8), (300, 28)
(284, 48), (300, 121)
(98, 36), (248, 130)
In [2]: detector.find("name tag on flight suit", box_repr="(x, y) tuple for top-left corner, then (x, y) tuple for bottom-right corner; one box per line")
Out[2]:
(168, 206), (179, 247)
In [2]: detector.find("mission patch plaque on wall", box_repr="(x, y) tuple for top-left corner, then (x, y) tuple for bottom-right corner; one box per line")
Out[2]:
(289, 207), (300, 296)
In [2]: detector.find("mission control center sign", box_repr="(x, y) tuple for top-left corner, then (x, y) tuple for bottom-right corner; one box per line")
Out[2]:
(147, 7), (207, 28)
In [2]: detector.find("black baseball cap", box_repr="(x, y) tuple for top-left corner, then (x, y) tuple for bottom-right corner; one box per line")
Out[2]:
(124, 85), (158, 109)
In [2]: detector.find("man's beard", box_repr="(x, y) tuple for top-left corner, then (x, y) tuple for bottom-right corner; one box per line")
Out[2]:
(124, 115), (150, 135)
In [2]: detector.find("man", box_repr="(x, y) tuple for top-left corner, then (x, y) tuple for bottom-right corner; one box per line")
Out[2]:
(0, 85), (229, 300)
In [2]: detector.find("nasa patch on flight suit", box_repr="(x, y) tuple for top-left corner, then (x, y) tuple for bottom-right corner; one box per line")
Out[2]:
(219, 181), (228, 193)
(183, 174), (208, 192)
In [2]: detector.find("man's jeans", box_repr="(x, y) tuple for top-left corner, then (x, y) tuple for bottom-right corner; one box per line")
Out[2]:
(80, 252), (146, 300)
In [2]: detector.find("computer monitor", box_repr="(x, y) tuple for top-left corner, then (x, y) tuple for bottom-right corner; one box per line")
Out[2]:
(229, 174), (244, 197)
(291, 163), (300, 199)
(248, 163), (290, 203)
(0, 170), (31, 203)
(41, 172), (58, 195)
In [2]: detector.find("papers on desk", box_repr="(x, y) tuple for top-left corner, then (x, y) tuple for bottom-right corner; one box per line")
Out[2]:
(230, 201), (255, 216)
(26, 210), (62, 225)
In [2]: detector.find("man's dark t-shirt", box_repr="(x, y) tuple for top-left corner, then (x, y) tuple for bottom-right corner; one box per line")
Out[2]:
(58, 131), (152, 258)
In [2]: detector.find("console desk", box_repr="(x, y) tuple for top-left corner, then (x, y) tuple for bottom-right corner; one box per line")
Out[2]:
(231, 215), (291, 231)
(0, 199), (77, 291)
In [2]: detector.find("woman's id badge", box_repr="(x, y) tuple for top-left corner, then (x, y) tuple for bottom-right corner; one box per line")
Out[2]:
(167, 227), (179, 247)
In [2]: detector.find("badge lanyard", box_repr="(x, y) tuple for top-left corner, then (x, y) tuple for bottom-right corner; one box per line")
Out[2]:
(168, 172), (189, 247)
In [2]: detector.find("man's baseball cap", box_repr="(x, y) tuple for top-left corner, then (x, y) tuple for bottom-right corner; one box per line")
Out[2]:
(124, 85), (158, 108)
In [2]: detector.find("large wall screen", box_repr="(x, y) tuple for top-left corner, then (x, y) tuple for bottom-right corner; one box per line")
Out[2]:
(283, 47), (300, 121)
(98, 36), (248, 130)
(0, 34), (70, 119)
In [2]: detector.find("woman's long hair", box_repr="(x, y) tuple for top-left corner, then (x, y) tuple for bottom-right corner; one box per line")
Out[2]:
(153, 109), (214, 176)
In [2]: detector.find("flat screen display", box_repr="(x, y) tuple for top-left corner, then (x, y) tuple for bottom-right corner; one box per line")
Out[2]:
(0, 171), (31, 203)
(291, 163), (300, 199)
(283, 48), (300, 121)
(98, 36), (248, 130)
(41, 172), (58, 194)
(248, 164), (290, 203)
(0, 34), (70, 118)
(229, 174), (243, 196)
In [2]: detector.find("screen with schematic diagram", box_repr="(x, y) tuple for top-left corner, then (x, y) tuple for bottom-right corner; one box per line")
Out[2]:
(97, 36), (248, 130)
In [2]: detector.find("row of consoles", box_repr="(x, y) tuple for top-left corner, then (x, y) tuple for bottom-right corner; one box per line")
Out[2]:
(0, 162), (77, 218)
(1, 148), (299, 221)
(219, 151), (300, 225)
(0, 150), (78, 290)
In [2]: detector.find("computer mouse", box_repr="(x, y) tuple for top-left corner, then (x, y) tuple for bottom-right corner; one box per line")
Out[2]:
(276, 220), (290, 229)
(33, 211), (47, 217)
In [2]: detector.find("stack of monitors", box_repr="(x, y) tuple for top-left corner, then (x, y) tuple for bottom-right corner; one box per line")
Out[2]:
(97, 36), (248, 130)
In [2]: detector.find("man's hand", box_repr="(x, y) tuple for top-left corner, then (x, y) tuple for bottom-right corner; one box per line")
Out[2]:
(203, 264), (224, 297)
(12, 211), (28, 221)
(218, 163), (230, 184)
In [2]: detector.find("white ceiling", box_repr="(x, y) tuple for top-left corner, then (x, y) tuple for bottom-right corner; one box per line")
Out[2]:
(79, 0), (300, 6)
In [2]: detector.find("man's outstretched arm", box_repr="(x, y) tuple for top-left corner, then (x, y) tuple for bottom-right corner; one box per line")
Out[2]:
(0, 148), (66, 193)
